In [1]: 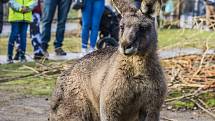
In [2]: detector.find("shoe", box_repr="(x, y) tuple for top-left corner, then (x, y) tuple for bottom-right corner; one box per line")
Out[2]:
(79, 48), (88, 58)
(20, 57), (27, 63)
(7, 59), (14, 64)
(55, 48), (67, 56)
(7, 56), (13, 64)
(34, 53), (44, 60)
(88, 47), (95, 53)
(41, 44), (49, 57)
(43, 50), (49, 58)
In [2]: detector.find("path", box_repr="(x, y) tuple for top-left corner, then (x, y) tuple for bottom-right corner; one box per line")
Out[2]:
(0, 48), (214, 64)
(0, 91), (214, 121)
(0, 48), (215, 121)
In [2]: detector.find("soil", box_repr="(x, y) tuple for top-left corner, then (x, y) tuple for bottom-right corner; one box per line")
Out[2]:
(0, 91), (214, 121)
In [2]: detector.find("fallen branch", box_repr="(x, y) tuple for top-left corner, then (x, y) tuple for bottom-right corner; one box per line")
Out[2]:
(168, 83), (204, 89)
(22, 65), (40, 73)
(0, 68), (61, 83)
(190, 99), (215, 120)
(197, 98), (209, 109)
(161, 117), (178, 121)
(0, 73), (36, 83)
(190, 40), (209, 82)
(165, 88), (203, 103)
(170, 68), (180, 82)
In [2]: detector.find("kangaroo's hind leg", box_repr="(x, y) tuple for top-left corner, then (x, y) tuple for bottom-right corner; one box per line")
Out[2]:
(50, 77), (94, 121)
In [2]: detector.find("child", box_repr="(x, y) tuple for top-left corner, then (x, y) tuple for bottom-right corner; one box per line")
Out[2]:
(14, 0), (43, 60)
(30, 0), (43, 59)
(7, 0), (37, 63)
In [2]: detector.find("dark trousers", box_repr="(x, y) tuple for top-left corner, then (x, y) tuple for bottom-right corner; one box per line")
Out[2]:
(0, 4), (3, 34)
(41, 0), (72, 50)
(8, 22), (28, 59)
(16, 13), (43, 55)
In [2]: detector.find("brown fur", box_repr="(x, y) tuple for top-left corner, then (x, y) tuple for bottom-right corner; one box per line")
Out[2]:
(49, 8), (167, 121)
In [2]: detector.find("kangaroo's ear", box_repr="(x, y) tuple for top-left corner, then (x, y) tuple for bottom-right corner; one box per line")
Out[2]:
(112, 0), (138, 15)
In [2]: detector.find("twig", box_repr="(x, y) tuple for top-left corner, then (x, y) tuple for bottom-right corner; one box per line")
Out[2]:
(25, 52), (62, 71)
(0, 69), (30, 73)
(22, 65), (40, 73)
(165, 93), (193, 103)
(170, 68), (180, 82)
(190, 40), (209, 82)
(161, 117), (178, 121)
(165, 87), (203, 102)
(197, 98), (209, 109)
(168, 83), (204, 89)
(0, 73), (36, 83)
(0, 68), (61, 83)
(190, 99), (215, 119)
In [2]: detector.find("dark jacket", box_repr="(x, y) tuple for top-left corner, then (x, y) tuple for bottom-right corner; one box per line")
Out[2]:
(0, 0), (9, 33)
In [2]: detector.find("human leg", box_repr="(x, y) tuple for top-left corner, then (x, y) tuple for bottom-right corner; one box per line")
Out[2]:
(19, 22), (28, 62)
(30, 13), (43, 54)
(81, 0), (93, 49)
(31, 13), (45, 59)
(90, 0), (105, 49)
(41, 0), (57, 51)
(54, 0), (72, 49)
(0, 10), (3, 34)
(53, 0), (72, 56)
(13, 34), (21, 60)
(7, 22), (19, 62)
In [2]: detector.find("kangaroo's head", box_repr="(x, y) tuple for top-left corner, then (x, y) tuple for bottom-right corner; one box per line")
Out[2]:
(118, 12), (156, 55)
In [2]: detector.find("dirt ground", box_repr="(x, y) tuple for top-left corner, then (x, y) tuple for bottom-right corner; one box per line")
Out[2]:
(0, 91), (214, 121)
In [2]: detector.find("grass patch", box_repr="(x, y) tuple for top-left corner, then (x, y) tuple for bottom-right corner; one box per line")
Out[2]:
(168, 90), (183, 98)
(171, 100), (195, 109)
(0, 77), (56, 96)
(158, 29), (215, 49)
(199, 92), (215, 107)
(1, 29), (215, 55)
(167, 90), (196, 109)
(0, 61), (58, 96)
(167, 89), (215, 109)
(0, 62), (36, 77)
(0, 35), (81, 55)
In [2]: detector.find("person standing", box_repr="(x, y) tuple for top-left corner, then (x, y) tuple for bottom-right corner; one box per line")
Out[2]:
(7, 0), (37, 63)
(14, 0), (43, 60)
(0, 0), (8, 34)
(81, 0), (105, 56)
(41, 0), (72, 57)
(30, 0), (43, 59)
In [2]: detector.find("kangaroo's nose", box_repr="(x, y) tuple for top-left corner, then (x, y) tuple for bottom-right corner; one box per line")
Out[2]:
(120, 41), (136, 55)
